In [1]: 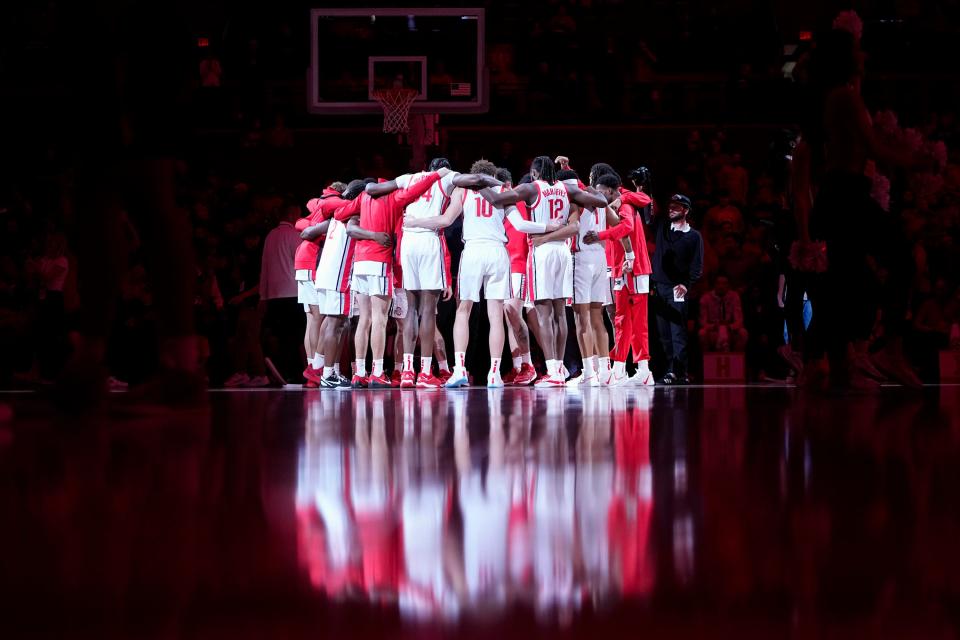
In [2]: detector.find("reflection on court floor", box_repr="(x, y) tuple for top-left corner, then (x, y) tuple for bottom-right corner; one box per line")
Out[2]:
(296, 388), (672, 624)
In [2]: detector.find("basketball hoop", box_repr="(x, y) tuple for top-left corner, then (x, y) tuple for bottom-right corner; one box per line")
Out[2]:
(373, 88), (418, 134)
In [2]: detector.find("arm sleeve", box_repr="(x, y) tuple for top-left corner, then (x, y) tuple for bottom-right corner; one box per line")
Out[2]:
(598, 205), (634, 242)
(506, 208), (547, 234)
(333, 197), (362, 222)
(319, 196), (346, 219)
(621, 190), (652, 209)
(395, 172), (441, 208)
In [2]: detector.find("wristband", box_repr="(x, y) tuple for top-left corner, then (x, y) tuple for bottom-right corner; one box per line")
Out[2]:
(625, 252), (635, 261)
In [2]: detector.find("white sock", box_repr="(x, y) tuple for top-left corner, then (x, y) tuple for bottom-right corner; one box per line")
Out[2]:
(373, 359), (384, 377)
(638, 359), (650, 374)
(582, 356), (596, 376)
(421, 356), (432, 374)
(522, 352), (532, 365)
(512, 356), (523, 370)
(547, 359), (558, 376)
(613, 360), (626, 377)
(490, 358), (502, 377)
(334, 362), (341, 375)
(438, 359), (449, 372)
(355, 359), (366, 377)
(599, 356), (611, 373)
(314, 353), (324, 369)
(455, 351), (466, 370)
(589, 355), (599, 375)
(403, 353), (414, 372)
(322, 366), (334, 378)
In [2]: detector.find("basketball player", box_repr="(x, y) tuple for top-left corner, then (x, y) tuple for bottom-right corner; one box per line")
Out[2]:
(334, 171), (448, 387)
(403, 159), (559, 387)
(478, 156), (607, 387)
(498, 168), (539, 386)
(295, 184), (347, 387)
(585, 172), (654, 386)
(558, 169), (620, 387)
(395, 159), (474, 389)
(307, 180), (369, 389)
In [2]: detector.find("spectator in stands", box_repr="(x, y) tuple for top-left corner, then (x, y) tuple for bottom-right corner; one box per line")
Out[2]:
(704, 189), (744, 243)
(699, 274), (747, 352)
(267, 114), (294, 149)
(259, 200), (303, 383)
(19, 232), (69, 382)
(718, 152), (750, 204)
(223, 227), (268, 388)
(199, 52), (223, 88)
(547, 5), (577, 35)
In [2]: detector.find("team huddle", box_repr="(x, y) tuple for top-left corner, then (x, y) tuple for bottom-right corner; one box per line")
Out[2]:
(295, 154), (689, 390)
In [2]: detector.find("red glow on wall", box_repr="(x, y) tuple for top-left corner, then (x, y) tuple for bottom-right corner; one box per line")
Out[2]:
(799, 30), (813, 42)
(197, 37), (210, 48)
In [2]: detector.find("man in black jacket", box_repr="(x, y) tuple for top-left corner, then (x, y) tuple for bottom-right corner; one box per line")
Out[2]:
(651, 194), (704, 384)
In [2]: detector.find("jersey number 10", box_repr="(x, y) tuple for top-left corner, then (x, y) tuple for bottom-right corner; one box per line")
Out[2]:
(474, 197), (493, 218)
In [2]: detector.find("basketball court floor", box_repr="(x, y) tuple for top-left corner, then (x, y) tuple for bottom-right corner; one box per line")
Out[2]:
(1, 385), (958, 638)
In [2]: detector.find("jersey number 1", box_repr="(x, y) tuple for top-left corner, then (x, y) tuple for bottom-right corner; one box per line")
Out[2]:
(474, 197), (493, 218)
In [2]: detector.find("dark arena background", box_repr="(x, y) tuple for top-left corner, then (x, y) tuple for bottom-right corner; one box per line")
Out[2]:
(2, 1), (960, 638)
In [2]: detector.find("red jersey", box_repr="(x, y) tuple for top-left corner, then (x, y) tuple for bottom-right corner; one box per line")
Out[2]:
(504, 201), (530, 273)
(294, 188), (345, 271)
(336, 172), (441, 265)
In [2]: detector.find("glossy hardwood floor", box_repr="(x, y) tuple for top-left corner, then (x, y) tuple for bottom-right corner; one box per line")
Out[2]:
(1, 385), (958, 638)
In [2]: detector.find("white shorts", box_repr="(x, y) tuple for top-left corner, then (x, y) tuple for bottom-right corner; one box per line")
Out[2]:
(510, 272), (526, 301)
(317, 289), (352, 317)
(298, 280), (319, 310)
(400, 232), (448, 291)
(572, 251), (612, 305)
(351, 261), (393, 297)
(457, 242), (510, 303)
(526, 242), (572, 302)
(390, 288), (409, 319)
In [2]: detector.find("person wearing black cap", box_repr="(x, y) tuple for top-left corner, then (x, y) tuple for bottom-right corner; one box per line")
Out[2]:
(651, 194), (704, 384)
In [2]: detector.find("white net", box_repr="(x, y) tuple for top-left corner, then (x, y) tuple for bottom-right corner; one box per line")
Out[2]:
(372, 89), (418, 134)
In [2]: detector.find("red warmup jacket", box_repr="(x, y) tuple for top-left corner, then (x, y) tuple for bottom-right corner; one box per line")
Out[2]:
(294, 187), (346, 271)
(599, 188), (653, 278)
(503, 201), (530, 274)
(334, 172), (441, 265)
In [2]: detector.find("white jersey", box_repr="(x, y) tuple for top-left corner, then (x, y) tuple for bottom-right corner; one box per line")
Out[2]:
(527, 180), (570, 245)
(577, 206), (608, 255)
(461, 186), (508, 244)
(314, 218), (354, 292)
(397, 171), (459, 234)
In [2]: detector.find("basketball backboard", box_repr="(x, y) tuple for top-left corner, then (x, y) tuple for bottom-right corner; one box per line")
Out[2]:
(308, 7), (486, 115)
